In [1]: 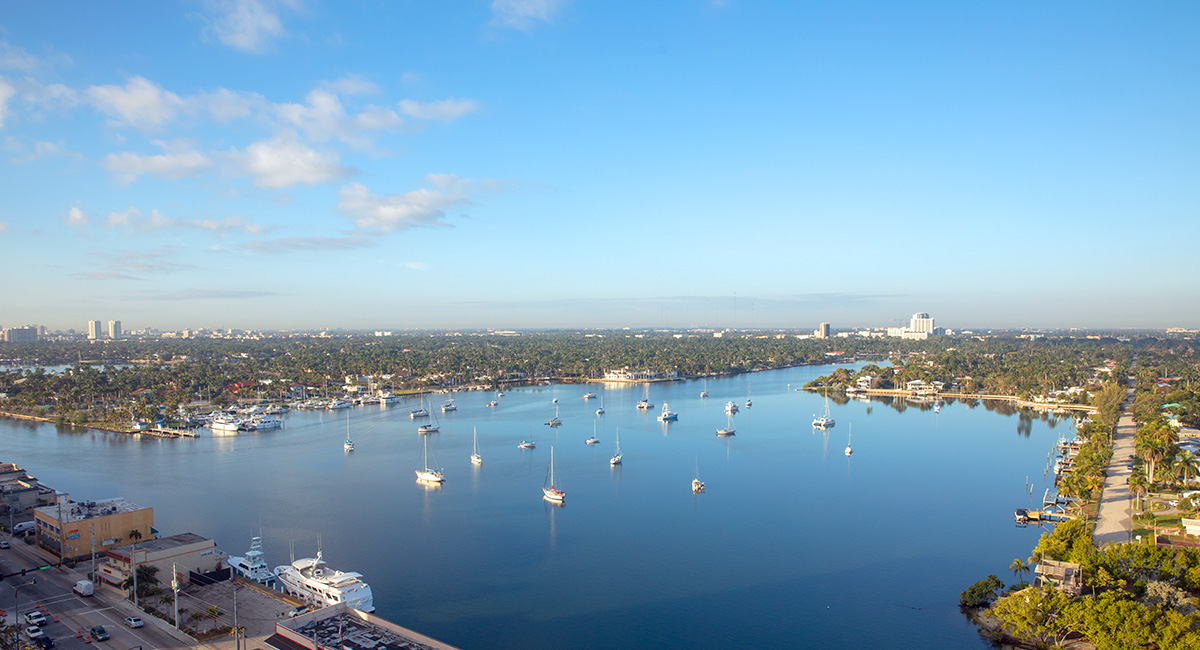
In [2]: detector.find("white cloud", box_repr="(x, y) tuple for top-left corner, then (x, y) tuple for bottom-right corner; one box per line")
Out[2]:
(336, 174), (494, 232)
(20, 78), (78, 110)
(196, 87), (265, 122)
(0, 221), (7, 233)
(103, 140), (213, 184)
(207, 0), (289, 54)
(228, 133), (354, 188)
(65, 206), (87, 226)
(275, 89), (401, 150)
(490, 0), (563, 30)
(402, 261), (428, 271)
(398, 98), (478, 122)
(320, 75), (380, 96)
(0, 41), (42, 72)
(0, 76), (14, 128)
(87, 76), (185, 131)
(106, 207), (141, 228)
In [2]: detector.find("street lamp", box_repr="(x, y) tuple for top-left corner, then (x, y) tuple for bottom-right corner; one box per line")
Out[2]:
(14, 578), (37, 625)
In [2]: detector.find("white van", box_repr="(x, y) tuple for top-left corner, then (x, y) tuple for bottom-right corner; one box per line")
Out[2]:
(12, 521), (35, 535)
(73, 580), (94, 597)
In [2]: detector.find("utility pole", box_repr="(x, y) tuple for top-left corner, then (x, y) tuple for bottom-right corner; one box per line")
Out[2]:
(233, 587), (240, 650)
(90, 525), (96, 579)
(172, 563), (179, 630)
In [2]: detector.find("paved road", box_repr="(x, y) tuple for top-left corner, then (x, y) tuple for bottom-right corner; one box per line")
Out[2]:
(1093, 376), (1137, 546)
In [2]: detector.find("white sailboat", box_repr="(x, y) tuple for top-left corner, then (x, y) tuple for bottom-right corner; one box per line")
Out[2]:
(418, 398), (440, 433)
(813, 391), (835, 429)
(343, 411), (354, 452)
(415, 435), (444, 482)
(585, 421), (600, 445)
(700, 379), (708, 398)
(717, 412), (736, 436)
(845, 424), (853, 456)
(637, 385), (653, 411)
(610, 427), (623, 465)
(546, 404), (562, 427)
(519, 426), (536, 449)
(471, 426), (482, 465)
(745, 380), (752, 408)
(595, 395), (605, 416)
(692, 457), (706, 493)
(543, 446), (565, 502)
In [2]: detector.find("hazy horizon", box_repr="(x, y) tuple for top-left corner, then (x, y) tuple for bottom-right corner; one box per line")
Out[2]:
(2, 3), (1198, 332)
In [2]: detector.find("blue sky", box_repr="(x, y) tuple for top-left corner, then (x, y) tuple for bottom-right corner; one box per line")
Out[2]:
(1, 1), (1197, 332)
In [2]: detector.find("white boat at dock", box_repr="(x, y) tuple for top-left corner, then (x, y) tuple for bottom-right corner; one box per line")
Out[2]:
(227, 535), (275, 587)
(274, 549), (374, 612)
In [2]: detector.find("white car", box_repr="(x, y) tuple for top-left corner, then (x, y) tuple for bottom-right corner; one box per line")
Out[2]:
(124, 617), (144, 629)
(25, 612), (48, 627)
(24, 626), (46, 641)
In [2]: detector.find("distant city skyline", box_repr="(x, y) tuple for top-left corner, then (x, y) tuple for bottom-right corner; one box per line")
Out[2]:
(2, 3), (1198, 331)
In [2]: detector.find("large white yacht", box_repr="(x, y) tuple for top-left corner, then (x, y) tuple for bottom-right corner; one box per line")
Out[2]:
(227, 535), (275, 587)
(274, 550), (374, 612)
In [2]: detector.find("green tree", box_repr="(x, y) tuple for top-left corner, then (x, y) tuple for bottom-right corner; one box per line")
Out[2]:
(991, 585), (1076, 648)
(959, 574), (1004, 608)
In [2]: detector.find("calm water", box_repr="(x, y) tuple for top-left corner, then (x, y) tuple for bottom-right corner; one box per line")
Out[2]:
(1, 363), (1071, 649)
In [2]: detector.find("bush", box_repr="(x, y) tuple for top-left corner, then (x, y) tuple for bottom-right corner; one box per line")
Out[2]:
(960, 574), (1004, 608)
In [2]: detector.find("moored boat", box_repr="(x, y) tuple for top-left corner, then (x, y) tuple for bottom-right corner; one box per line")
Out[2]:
(274, 550), (374, 612)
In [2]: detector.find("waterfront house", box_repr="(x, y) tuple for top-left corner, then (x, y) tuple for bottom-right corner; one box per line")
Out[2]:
(1034, 559), (1082, 595)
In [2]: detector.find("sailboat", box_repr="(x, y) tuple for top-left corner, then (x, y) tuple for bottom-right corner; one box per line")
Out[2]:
(543, 446), (565, 502)
(546, 404), (562, 427)
(716, 412), (736, 436)
(700, 379), (708, 399)
(418, 403), (440, 433)
(610, 427), (623, 465)
(813, 391), (835, 429)
(471, 426), (482, 465)
(519, 426), (536, 449)
(637, 385), (653, 411)
(585, 421), (600, 445)
(409, 395), (430, 419)
(692, 457), (706, 493)
(343, 411), (354, 452)
(745, 380), (752, 408)
(415, 435), (444, 482)
(595, 395), (605, 416)
(845, 424), (853, 456)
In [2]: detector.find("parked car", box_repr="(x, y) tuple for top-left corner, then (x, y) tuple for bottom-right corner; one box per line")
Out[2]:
(36, 635), (56, 649)
(25, 611), (48, 627)
(0, 539), (10, 548)
(89, 626), (110, 642)
(24, 627), (45, 641)
(124, 617), (144, 629)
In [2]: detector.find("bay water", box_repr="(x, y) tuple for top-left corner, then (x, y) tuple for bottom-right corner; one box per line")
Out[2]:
(1, 362), (1067, 649)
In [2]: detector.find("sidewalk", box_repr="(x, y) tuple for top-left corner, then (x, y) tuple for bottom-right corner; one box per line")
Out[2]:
(1092, 378), (1136, 546)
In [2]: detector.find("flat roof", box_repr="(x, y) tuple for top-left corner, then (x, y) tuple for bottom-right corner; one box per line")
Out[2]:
(35, 497), (149, 524)
(274, 604), (460, 650)
(110, 532), (211, 558)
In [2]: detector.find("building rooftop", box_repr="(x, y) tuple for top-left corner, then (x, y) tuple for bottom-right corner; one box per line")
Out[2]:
(35, 497), (149, 524)
(271, 603), (460, 650)
(108, 532), (210, 559)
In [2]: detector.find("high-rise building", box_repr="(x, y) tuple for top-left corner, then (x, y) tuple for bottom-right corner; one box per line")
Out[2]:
(816, 322), (830, 338)
(87, 320), (103, 340)
(108, 320), (122, 340)
(910, 312), (935, 334)
(3, 327), (38, 343)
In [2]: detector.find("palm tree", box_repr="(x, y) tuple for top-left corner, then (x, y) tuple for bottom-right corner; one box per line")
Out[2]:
(1009, 558), (1029, 585)
(1137, 438), (1167, 488)
(1174, 454), (1200, 487)
(1129, 472), (1149, 512)
(129, 529), (143, 607)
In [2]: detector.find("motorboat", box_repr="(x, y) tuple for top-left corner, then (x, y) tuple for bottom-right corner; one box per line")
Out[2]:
(657, 403), (678, 422)
(274, 550), (374, 612)
(227, 535), (275, 586)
